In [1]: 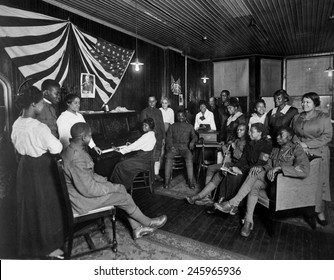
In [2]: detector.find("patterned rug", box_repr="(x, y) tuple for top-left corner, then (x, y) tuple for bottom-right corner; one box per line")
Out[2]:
(154, 174), (201, 200)
(71, 219), (249, 260)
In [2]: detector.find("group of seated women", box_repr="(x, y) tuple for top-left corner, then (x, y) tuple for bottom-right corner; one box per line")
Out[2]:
(184, 90), (332, 238)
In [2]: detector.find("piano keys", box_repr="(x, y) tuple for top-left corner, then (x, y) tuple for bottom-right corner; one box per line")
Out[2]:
(82, 110), (141, 177)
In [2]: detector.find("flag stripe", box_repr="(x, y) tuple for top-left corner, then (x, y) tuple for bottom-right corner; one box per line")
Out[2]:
(0, 23), (68, 44)
(27, 51), (66, 82)
(0, 5), (70, 89)
(11, 25), (70, 67)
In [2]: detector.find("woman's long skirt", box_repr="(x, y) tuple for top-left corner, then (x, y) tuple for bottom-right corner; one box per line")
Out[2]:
(219, 173), (247, 202)
(16, 154), (65, 258)
(110, 151), (152, 190)
(311, 145), (331, 213)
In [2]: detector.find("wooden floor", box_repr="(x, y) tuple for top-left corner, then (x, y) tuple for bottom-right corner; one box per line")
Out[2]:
(132, 188), (334, 260)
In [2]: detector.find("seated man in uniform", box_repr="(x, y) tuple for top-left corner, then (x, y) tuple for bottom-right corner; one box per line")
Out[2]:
(164, 110), (198, 189)
(61, 122), (167, 240)
(214, 127), (310, 237)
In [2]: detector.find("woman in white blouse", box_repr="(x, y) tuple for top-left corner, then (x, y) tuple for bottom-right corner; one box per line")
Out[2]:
(159, 96), (174, 132)
(110, 118), (156, 190)
(194, 100), (216, 131)
(57, 94), (102, 154)
(11, 86), (64, 259)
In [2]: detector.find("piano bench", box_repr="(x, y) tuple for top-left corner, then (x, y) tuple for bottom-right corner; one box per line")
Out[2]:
(131, 170), (154, 196)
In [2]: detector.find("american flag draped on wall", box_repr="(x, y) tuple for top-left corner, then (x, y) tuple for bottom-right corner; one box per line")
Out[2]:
(72, 24), (134, 104)
(0, 5), (134, 103)
(0, 5), (71, 90)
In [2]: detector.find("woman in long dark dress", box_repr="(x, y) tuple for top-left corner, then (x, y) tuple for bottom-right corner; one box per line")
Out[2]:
(291, 92), (333, 226)
(221, 97), (246, 144)
(110, 118), (156, 190)
(11, 86), (64, 258)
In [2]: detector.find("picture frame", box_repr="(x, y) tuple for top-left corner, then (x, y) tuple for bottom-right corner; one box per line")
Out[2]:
(80, 73), (95, 98)
(178, 94), (184, 106)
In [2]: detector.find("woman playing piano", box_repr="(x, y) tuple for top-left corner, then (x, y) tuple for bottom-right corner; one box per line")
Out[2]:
(110, 118), (156, 190)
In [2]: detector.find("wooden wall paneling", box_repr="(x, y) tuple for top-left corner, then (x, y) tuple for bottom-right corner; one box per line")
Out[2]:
(248, 56), (258, 113)
(200, 60), (213, 101)
(186, 58), (201, 115)
(165, 49), (185, 112)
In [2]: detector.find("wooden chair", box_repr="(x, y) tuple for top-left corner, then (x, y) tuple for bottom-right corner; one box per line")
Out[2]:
(257, 158), (320, 235)
(56, 158), (117, 259)
(169, 154), (185, 180)
(131, 169), (154, 195)
(130, 149), (155, 195)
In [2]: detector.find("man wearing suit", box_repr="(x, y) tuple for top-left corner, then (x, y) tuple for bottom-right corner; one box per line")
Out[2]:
(36, 79), (60, 138)
(140, 96), (165, 182)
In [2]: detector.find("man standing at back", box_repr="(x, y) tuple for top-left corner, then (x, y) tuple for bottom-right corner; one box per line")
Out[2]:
(209, 97), (221, 131)
(37, 79), (61, 138)
(218, 89), (230, 141)
(140, 96), (165, 182)
(164, 110), (198, 189)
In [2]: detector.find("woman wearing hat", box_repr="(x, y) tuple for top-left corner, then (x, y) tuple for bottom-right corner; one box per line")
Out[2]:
(194, 100), (216, 131)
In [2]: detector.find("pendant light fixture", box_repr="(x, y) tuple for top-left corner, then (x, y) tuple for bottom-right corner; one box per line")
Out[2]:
(201, 75), (209, 83)
(325, 54), (333, 77)
(130, 0), (144, 72)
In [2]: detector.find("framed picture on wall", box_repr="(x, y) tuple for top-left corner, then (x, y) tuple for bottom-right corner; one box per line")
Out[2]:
(178, 94), (184, 106)
(80, 73), (95, 98)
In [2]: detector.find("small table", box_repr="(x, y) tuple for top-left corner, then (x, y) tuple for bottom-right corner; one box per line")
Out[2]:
(195, 141), (222, 183)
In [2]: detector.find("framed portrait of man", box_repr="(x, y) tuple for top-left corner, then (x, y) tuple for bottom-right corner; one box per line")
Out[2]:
(80, 73), (95, 98)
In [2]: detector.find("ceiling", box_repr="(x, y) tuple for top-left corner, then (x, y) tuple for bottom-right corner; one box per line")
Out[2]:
(43, 0), (334, 60)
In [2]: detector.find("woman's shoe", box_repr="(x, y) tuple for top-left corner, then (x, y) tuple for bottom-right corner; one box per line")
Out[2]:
(316, 217), (328, 226)
(240, 221), (253, 237)
(214, 201), (238, 215)
(149, 215), (167, 228)
(133, 226), (156, 240)
(194, 196), (214, 206)
(185, 196), (196, 204)
(45, 248), (64, 260)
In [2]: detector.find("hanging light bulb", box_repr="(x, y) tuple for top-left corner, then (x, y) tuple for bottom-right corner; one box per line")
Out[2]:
(130, 0), (144, 72)
(132, 58), (144, 72)
(201, 75), (209, 83)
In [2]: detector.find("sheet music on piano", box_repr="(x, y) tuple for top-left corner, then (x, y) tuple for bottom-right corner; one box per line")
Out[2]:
(101, 145), (127, 154)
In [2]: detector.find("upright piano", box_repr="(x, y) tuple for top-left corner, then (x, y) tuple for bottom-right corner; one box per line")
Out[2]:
(82, 110), (142, 177)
